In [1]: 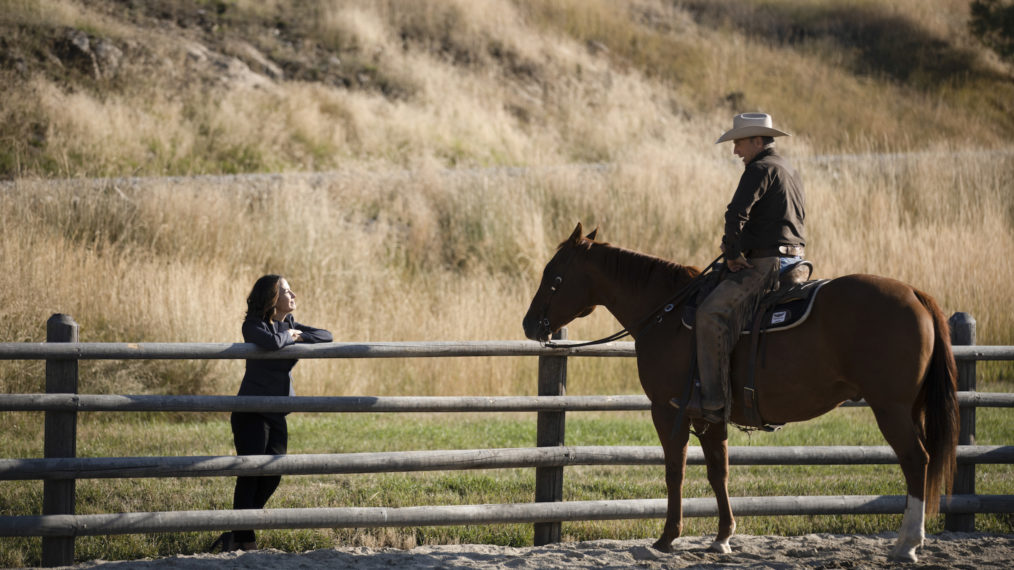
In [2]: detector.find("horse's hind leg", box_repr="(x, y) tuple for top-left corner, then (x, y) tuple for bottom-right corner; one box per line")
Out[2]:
(697, 419), (736, 553)
(870, 403), (929, 563)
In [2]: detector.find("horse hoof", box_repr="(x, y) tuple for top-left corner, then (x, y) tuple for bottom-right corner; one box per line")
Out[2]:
(651, 539), (674, 553)
(888, 546), (918, 563)
(708, 540), (732, 554)
(888, 539), (920, 563)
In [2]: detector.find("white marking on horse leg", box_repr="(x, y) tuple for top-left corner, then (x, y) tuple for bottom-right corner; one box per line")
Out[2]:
(889, 495), (925, 563)
(708, 536), (732, 554)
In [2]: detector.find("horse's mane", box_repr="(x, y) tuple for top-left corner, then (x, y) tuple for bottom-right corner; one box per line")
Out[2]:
(569, 237), (700, 285)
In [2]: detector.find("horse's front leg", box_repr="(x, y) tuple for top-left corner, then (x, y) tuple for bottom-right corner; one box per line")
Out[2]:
(650, 403), (690, 552)
(697, 419), (736, 553)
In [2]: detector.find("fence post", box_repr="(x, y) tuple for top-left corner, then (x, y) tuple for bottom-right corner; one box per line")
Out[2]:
(42, 314), (79, 567)
(946, 312), (975, 532)
(534, 327), (567, 546)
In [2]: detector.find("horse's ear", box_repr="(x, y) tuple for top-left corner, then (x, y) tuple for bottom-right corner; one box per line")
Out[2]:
(568, 223), (584, 245)
(586, 227), (598, 241)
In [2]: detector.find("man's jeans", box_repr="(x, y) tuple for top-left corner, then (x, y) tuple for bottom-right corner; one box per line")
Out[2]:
(695, 256), (780, 410)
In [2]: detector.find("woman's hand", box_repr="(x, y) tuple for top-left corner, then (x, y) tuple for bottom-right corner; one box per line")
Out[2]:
(289, 329), (304, 342)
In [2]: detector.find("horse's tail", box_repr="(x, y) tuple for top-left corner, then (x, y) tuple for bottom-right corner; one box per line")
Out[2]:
(914, 289), (959, 515)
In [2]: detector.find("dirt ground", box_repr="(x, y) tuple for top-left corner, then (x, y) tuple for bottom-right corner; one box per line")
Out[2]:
(67, 532), (1014, 569)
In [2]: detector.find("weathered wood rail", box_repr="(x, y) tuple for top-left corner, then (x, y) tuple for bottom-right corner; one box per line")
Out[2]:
(0, 312), (1011, 567)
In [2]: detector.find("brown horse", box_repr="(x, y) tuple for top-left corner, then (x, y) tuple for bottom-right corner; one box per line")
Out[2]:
(522, 223), (959, 563)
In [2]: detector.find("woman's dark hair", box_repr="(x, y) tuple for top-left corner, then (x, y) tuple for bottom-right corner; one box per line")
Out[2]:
(246, 274), (283, 321)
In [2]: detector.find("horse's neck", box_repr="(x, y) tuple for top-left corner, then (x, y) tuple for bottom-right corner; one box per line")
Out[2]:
(587, 244), (692, 332)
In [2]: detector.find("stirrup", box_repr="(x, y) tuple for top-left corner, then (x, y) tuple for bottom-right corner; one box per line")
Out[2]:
(684, 405), (723, 424)
(696, 408), (724, 424)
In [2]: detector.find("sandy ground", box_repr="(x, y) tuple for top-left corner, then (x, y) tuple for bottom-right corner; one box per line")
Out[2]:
(67, 532), (1014, 569)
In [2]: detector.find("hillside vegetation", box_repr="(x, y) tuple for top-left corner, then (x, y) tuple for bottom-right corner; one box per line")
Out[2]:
(2, 2), (1013, 564)
(2, 0), (1012, 176)
(1, 0), (1012, 398)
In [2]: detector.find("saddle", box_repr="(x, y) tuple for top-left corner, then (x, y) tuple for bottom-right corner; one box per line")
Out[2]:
(682, 262), (829, 334)
(682, 261), (830, 431)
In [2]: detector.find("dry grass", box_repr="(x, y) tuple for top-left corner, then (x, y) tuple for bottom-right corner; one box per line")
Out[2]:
(2, 0), (1013, 177)
(0, 0), (1012, 395)
(1, 4), (1012, 566)
(2, 145), (1012, 398)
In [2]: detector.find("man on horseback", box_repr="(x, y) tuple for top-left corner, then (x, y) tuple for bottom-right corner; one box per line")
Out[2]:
(679, 113), (806, 423)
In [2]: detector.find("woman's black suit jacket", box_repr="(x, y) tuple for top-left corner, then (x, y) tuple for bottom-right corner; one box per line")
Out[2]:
(238, 315), (333, 398)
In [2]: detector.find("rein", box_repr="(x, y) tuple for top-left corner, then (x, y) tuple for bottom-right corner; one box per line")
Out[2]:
(544, 253), (724, 349)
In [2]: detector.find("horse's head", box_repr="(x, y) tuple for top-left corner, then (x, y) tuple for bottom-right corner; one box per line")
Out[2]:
(522, 223), (599, 342)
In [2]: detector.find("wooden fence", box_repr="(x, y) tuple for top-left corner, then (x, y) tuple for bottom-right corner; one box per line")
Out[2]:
(1, 312), (1013, 567)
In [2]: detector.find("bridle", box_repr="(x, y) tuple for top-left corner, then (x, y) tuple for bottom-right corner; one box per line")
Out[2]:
(532, 246), (583, 342)
(537, 252), (725, 348)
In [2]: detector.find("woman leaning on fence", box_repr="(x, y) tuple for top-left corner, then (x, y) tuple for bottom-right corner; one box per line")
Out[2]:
(209, 274), (333, 553)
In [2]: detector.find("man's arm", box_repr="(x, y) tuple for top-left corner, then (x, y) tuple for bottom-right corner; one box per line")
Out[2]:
(722, 164), (768, 262)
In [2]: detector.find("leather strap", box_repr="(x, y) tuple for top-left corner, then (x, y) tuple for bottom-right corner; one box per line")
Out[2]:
(743, 304), (772, 428)
(748, 245), (805, 258)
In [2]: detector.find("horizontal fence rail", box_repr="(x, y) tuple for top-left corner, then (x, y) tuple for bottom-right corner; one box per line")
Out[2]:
(1, 341), (1012, 360)
(0, 394), (651, 413)
(2, 392), (1013, 413)
(0, 340), (628, 359)
(3, 495), (1013, 538)
(2, 445), (1012, 481)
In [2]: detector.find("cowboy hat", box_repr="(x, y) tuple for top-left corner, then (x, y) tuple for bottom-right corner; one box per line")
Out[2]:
(715, 113), (790, 144)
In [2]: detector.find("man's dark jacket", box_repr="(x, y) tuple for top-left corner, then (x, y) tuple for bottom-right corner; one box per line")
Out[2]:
(721, 147), (806, 260)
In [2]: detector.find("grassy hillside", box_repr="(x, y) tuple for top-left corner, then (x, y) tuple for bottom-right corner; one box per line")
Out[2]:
(2, 2), (1013, 565)
(1, 0), (1012, 396)
(1, 0), (1012, 177)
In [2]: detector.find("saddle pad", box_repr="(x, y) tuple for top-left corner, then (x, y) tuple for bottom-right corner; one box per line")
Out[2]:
(682, 279), (830, 334)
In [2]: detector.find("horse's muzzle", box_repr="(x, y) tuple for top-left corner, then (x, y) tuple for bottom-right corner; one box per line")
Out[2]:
(522, 314), (551, 342)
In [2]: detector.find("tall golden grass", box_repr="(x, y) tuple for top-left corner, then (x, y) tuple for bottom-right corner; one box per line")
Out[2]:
(1, 0), (1012, 397)
(3, 145), (1012, 398)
